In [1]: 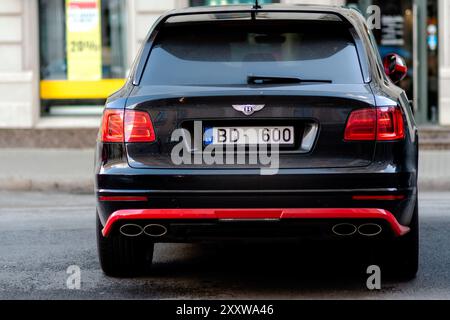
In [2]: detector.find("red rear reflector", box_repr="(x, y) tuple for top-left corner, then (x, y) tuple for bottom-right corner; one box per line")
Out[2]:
(344, 106), (405, 141)
(99, 196), (148, 202)
(125, 110), (156, 143)
(101, 109), (124, 143)
(344, 108), (376, 141)
(352, 195), (405, 201)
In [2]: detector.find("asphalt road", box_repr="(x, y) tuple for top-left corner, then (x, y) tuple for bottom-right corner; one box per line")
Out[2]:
(1, 191), (450, 300)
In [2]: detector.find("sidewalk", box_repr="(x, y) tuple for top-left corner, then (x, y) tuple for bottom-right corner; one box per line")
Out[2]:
(0, 148), (449, 193)
(0, 149), (94, 193)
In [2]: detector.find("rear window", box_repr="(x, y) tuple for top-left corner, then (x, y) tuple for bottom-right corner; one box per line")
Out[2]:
(141, 20), (364, 86)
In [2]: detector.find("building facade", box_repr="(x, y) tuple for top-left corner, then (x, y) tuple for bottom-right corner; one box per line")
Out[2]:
(0, 0), (449, 129)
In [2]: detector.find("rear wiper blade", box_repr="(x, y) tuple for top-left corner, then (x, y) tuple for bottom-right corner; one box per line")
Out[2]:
(247, 75), (332, 85)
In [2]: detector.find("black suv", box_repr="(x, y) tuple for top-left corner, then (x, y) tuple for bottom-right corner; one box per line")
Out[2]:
(95, 4), (419, 278)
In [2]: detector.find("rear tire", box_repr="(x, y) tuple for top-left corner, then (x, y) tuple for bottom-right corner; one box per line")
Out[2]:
(385, 198), (419, 280)
(96, 214), (154, 277)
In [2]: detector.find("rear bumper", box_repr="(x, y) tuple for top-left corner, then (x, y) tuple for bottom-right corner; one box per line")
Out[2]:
(101, 208), (410, 239)
(96, 160), (418, 239)
(96, 188), (417, 230)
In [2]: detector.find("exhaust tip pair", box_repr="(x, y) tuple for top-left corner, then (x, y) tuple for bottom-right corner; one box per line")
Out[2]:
(332, 223), (383, 237)
(119, 224), (167, 237)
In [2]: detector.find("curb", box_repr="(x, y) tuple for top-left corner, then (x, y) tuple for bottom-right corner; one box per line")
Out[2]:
(0, 177), (94, 194)
(419, 179), (450, 192)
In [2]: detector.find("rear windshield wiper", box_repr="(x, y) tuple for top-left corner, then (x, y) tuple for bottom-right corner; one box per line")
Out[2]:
(247, 75), (332, 85)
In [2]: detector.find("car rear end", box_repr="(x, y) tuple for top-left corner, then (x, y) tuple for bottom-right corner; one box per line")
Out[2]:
(95, 7), (418, 277)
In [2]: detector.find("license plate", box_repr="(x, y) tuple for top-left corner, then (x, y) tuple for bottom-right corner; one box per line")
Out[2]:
(204, 126), (294, 146)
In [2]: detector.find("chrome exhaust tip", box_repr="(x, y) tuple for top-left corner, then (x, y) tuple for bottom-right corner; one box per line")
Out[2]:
(332, 223), (357, 237)
(144, 224), (168, 237)
(358, 224), (383, 237)
(119, 224), (144, 237)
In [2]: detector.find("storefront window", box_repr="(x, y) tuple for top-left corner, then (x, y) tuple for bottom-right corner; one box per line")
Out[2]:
(427, 0), (439, 123)
(39, 0), (127, 113)
(39, 0), (66, 80)
(347, 0), (439, 124)
(370, 0), (414, 99)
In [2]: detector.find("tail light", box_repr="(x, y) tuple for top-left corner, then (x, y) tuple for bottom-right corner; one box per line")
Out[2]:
(344, 106), (405, 141)
(100, 109), (156, 143)
(124, 110), (156, 142)
(101, 109), (124, 143)
(376, 107), (405, 141)
(344, 108), (376, 141)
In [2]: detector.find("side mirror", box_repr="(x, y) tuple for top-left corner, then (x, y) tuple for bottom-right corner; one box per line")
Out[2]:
(383, 53), (408, 84)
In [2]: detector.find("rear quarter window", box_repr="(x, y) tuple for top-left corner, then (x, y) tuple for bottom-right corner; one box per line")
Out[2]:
(141, 20), (364, 86)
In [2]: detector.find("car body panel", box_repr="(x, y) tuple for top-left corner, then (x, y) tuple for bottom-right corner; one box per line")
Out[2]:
(95, 4), (418, 243)
(125, 84), (377, 169)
